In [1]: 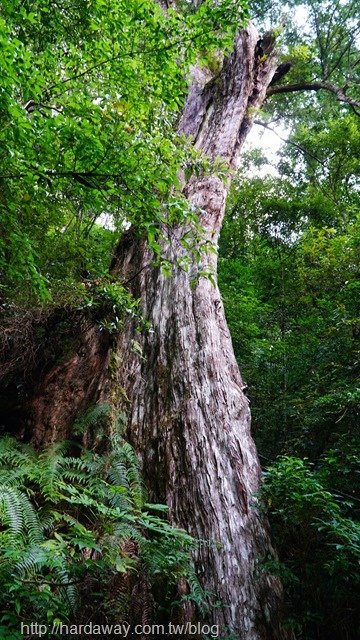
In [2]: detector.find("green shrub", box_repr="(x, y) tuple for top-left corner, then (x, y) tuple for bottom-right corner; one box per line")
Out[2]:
(261, 456), (360, 639)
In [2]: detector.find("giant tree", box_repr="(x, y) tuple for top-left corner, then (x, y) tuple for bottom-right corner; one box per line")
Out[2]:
(0, 0), (359, 637)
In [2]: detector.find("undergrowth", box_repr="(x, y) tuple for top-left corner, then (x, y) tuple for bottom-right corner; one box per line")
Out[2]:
(0, 436), (204, 638)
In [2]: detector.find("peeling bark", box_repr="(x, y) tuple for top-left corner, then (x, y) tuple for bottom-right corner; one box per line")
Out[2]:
(109, 26), (288, 639)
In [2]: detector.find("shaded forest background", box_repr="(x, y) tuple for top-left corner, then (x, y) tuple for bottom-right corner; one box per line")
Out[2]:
(0, 0), (359, 639)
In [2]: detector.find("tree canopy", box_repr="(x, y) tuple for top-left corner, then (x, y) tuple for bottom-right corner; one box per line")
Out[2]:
(0, 0), (246, 300)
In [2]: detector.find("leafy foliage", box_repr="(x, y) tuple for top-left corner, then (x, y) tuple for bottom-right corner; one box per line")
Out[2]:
(0, 435), (202, 638)
(261, 455), (360, 638)
(219, 110), (360, 459)
(0, 0), (248, 302)
(255, 0), (360, 124)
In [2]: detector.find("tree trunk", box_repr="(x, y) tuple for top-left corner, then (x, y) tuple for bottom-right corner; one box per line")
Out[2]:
(13, 23), (290, 640)
(109, 25), (287, 638)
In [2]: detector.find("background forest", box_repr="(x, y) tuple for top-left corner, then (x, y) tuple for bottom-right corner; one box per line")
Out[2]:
(0, 0), (359, 639)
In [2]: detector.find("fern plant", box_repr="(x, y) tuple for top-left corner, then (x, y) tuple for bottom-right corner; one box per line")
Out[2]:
(0, 436), (203, 638)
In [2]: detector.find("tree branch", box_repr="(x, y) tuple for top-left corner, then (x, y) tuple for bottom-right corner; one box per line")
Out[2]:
(253, 120), (326, 167)
(266, 81), (360, 109)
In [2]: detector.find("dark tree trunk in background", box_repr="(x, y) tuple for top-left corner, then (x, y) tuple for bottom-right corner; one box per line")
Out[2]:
(19, 24), (290, 639)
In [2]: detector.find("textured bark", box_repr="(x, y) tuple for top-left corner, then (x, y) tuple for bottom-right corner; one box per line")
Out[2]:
(29, 323), (111, 447)
(0, 311), (111, 446)
(109, 26), (288, 639)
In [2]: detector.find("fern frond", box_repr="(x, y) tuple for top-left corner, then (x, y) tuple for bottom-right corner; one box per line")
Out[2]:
(0, 485), (42, 544)
(37, 441), (71, 500)
(111, 523), (146, 545)
(109, 444), (144, 509)
(53, 565), (78, 612)
(72, 404), (112, 436)
(13, 544), (48, 577)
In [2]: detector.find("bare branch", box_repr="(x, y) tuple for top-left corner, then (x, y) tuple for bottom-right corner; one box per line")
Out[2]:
(266, 81), (360, 109)
(253, 119), (326, 167)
